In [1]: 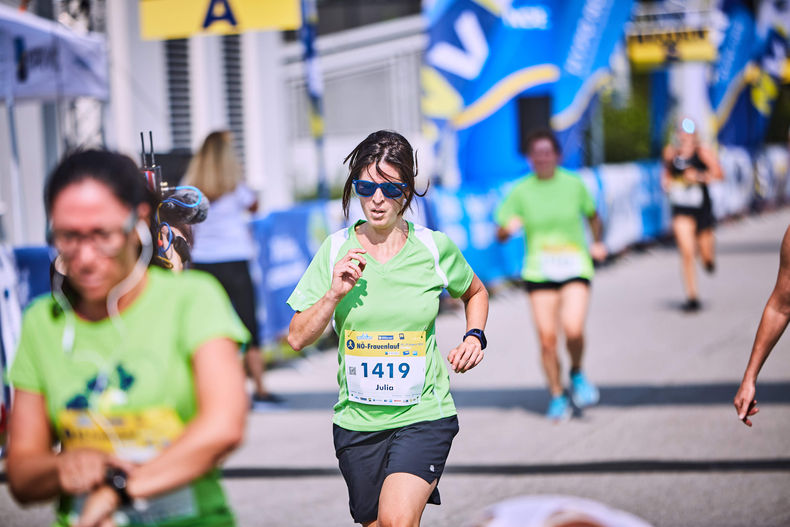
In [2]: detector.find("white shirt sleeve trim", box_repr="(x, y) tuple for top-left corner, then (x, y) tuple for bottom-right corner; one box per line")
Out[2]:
(412, 223), (449, 289)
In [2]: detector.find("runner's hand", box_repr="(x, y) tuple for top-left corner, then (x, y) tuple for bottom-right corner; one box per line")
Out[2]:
(447, 337), (484, 373)
(329, 249), (367, 301)
(734, 381), (759, 427)
(56, 448), (108, 495)
(590, 242), (607, 263)
(683, 168), (700, 184)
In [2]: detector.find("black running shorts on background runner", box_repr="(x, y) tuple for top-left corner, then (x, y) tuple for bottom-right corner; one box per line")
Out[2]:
(523, 277), (590, 293)
(333, 415), (459, 524)
(671, 204), (716, 233)
(191, 260), (260, 347)
(671, 183), (716, 233)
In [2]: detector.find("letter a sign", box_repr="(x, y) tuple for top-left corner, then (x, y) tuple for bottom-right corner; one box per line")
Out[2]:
(139, 0), (301, 40)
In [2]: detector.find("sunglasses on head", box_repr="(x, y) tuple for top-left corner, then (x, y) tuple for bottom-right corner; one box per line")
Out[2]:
(352, 179), (408, 199)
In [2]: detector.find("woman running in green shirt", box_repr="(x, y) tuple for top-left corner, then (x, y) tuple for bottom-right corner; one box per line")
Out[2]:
(287, 130), (489, 526)
(496, 129), (606, 421)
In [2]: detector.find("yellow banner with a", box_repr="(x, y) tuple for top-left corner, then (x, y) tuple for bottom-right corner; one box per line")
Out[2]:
(139, 0), (301, 40)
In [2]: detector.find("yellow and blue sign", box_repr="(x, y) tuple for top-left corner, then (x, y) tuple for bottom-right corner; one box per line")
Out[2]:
(139, 0), (301, 40)
(710, 0), (789, 147)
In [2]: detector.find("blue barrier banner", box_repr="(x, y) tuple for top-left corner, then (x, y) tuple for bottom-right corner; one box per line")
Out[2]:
(250, 201), (329, 344)
(426, 185), (523, 283)
(13, 246), (52, 308)
(636, 161), (668, 240)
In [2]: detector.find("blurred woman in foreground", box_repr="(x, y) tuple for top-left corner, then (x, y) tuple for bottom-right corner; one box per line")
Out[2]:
(7, 149), (248, 526)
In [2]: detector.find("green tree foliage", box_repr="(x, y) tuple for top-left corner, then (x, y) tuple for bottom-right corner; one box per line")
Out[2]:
(601, 72), (652, 163)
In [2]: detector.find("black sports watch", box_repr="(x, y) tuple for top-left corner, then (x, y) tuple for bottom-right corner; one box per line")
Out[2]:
(463, 328), (487, 350)
(105, 467), (132, 506)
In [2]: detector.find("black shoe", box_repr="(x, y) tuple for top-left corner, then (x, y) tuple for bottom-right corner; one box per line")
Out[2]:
(681, 298), (701, 312)
(704, 261), (715, 274)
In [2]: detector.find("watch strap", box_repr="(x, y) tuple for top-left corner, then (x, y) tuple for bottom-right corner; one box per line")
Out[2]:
(463, 328), (487, 350)
(105, 467), (132, 506)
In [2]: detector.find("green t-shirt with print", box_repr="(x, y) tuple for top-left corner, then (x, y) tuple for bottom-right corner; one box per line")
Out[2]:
(495, 168), (597, 282)
(10, 266), (249, 527)
(287, 221), (474, 432)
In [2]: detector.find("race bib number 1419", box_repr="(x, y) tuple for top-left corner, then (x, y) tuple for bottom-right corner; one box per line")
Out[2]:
(344, 330), (427, 406)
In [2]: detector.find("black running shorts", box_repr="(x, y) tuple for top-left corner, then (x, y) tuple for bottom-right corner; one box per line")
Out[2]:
(333, 415), (459, 524)
(523, 277), (590, 293)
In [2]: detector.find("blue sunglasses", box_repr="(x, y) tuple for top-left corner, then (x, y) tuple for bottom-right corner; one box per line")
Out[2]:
(353, 179), (408, 199)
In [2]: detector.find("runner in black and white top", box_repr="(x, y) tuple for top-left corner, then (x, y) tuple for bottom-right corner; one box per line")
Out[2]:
(661, 118), (723, 312)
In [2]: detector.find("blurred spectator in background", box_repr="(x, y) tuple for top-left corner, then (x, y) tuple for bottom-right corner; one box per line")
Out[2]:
(6, 149), (248, 526)
(734, 224), (790, 426)
(496, 129), (606, 422)
(661, 117), (723, 312)
(183, 131), (281, 410)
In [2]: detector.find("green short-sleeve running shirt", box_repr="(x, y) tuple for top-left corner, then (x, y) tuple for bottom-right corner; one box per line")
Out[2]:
(495, 168), (597, 282)
(287, 220), (475, 432)
(10, 266), (249, 527)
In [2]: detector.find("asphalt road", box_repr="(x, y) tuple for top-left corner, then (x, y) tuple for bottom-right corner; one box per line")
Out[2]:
(3, 209), (790, 526)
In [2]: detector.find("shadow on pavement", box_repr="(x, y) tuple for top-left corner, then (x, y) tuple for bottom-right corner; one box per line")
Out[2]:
(205, 458), (790, 479)
(263, 381), (790, 416)
(3, 458), (788, 483)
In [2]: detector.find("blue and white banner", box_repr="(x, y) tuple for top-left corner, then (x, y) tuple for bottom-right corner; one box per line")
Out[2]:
(423, 0), (558, 189)
(250, 201), (328, 345)
(711, 0), (790, 147)
(551, 0), (635, 168)
(426, 185), (523, 284)
(422, 0), (632, 189)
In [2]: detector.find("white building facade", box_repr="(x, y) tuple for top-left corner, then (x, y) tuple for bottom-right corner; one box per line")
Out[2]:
(0, 0), (431, 245)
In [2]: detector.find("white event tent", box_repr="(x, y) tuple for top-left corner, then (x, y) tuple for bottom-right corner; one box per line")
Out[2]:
(0, 4), (108, 242)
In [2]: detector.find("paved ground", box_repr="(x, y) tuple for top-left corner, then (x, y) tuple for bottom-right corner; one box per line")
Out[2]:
(3, 209), (790, 526)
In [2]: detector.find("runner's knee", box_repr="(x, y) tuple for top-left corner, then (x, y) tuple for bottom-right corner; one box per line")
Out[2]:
(377, 508), (419, 527)
(539, 336), (558, 355)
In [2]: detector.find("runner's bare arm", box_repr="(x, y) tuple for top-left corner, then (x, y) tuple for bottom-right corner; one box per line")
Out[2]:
(697, 146), (723, 182)
(734, 225), (790, 426)
(121, 337), (246, 498)
(73, 338), (246, 525)
(660, 145), (674, 191)
(6, 389), (135, 503)
(6, 391), (80, 501)
(588, 213), (607, 262)
(288, 248), (367, 350)
(496, 217), (522, 242)
(447, 275), (489, 373)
